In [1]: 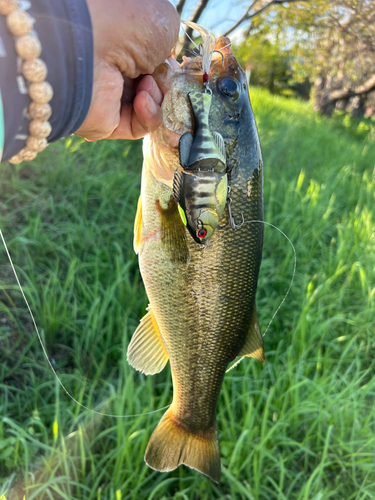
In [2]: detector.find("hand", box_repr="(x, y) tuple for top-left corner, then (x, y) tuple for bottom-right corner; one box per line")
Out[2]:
(75, 0), (180, 141)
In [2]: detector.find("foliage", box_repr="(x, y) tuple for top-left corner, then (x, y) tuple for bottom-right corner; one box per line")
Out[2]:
(249, 0), (375, 114)
(233, 36), (291, 95)
(1, 88), (375, 499)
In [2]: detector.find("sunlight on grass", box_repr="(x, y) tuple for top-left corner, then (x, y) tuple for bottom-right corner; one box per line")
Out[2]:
(1, 88), (374, 499)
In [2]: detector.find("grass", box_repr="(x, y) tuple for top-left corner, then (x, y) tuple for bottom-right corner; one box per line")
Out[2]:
(0, 87), (374, 499)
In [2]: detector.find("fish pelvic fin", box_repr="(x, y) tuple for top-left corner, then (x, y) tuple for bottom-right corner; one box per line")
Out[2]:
(145, 406), (221, 483)
(238, 304), (265, 364)
(127, 307), (169, 375)
(133, 195), (142, 254)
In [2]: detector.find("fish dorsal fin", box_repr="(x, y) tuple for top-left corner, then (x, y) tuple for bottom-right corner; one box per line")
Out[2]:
(212, 131), (226, 163)
(238, 304), (265, 363)
(127, 307), (169, 375)
(179, 132), (194, 169)
(172, 169), (183, 203)
(133, 195), (142, 255)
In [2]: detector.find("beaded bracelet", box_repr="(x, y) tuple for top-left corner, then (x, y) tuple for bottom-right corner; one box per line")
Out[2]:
(0, 0), (53, 164)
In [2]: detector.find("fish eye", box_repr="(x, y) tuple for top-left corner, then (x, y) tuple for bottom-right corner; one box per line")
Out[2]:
(197, 228), (207, 238)
(217, 77), (240, 101)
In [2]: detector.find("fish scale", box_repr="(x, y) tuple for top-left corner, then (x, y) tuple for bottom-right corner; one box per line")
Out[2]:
(128, 37), (264, 482)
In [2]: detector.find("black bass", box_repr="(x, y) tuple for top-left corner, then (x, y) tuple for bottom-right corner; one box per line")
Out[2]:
(127, 37), (264, 482)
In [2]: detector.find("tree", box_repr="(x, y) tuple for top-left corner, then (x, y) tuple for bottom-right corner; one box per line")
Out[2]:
(269, 0), (375, 116)
(175, 0), (375, 117)
(233, 36), (291, 95)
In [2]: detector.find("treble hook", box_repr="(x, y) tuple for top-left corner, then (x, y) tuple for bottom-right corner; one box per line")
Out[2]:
(227, 196), (245, 230)
(213, 50), (225, 67)
(218, 186), (245, 231)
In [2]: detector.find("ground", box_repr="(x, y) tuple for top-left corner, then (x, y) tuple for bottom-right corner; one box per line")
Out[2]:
(0, 88), (374, 499)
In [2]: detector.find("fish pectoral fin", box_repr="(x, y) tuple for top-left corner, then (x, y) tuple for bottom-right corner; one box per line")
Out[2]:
(145, 406), (221, 483)
(127, 307), (169, 375)
(238, 304), (265, 364)
(179, 132), (193, 168)
(133, 195), (142, 255)
(212, 131), (226, 163)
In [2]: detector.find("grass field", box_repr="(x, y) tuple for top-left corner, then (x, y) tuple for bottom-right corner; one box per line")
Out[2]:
(1, 87), (374, 500)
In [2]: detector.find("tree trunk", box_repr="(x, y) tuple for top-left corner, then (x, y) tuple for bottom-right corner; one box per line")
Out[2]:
(348, 95), (366, 118)
(313, 76), (335, 117)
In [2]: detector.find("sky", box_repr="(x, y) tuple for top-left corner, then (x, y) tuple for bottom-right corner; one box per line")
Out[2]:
(170, 0), (249, 38)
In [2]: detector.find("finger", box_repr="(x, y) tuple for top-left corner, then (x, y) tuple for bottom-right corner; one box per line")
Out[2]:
(107, 91), (162, 140)
(133, 90), (163, 134)
(136, 75), (163, 105)
(167, 56), (180, 68)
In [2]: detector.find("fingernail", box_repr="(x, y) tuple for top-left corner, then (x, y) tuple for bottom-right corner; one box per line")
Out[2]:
(145, 93), (157, 114)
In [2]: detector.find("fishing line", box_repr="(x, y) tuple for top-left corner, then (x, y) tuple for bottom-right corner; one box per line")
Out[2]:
(225, 220), (297, 373)
(0, 228), (170, 418)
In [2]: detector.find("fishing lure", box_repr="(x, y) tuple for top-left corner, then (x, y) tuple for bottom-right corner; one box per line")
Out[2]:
(174, 24), (232, 244)
(173, 91), (228, 243)
(173, 169), (228, 244)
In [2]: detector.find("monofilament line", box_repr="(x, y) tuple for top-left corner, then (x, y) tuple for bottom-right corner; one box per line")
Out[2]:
(226, 220), (297, 373)
(0, 228), (169, 418)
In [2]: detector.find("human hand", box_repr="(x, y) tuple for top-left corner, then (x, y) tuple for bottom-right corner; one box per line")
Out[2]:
(75, 0), (180, 141)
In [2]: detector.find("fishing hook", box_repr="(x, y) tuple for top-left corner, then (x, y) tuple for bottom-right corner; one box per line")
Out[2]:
(204, 81), (212, 94)
(218, 187), (245, 231)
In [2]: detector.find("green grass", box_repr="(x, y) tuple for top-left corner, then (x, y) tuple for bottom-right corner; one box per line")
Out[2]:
(1, 88), (374, 499)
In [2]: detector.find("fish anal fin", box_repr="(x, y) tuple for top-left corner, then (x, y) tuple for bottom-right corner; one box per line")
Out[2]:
(179, 132), (193, 168)
(127, 307), (169, 375)
(238, 304), (265, 364)
(145, 407), (221, 483)
(133, 195), (142, 255)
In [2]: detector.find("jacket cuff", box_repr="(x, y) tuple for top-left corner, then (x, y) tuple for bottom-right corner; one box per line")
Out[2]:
(0, 0), (93, 161)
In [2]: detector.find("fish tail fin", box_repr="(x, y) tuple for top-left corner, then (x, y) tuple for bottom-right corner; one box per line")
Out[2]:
(145, 407), (221, 482)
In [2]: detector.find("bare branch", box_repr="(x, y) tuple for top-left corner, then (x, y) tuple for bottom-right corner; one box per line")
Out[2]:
(222, 0), (260, 38)
(176, 0), (187, 16)
(223, 0), (303, 38)
(181, 0), (211, 49)
(329, 74), (375, 102)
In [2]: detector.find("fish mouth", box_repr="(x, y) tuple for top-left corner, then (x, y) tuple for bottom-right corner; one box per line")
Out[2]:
(155, 36), (240, 149)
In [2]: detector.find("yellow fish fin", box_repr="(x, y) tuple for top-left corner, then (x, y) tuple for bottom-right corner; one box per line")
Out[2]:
(145, 406), (221, 483)
(158, 197), (190, 264)
(238, 304), (265, 364)
(133, 195), (142, 254)
(127, 307), (169, 375)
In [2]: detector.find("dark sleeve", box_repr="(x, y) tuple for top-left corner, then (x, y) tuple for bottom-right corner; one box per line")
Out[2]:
(0, 0), (93, 162)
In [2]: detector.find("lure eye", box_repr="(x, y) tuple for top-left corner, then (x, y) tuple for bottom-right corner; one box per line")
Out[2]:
(217, 77), (240, 101)
(197, 228), (207, 239)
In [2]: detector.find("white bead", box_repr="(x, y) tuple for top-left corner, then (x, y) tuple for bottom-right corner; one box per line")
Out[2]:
(29, 102), (52, 121)
(23, 58), (47, 83)
(29, 81), (53, 104)
(0, 0), (18, 16)
(29, 120), (52, 138)
(26, 136), (48, 152)
(6, 10), (33, 36)
(15, 34), (41, 60)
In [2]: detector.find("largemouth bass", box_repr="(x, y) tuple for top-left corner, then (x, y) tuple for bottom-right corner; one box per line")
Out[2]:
(128, 37), (264, 482)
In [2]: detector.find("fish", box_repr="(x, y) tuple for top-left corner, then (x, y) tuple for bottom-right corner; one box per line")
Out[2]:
(172, 168), (228, 243)
(127, 36), (264, 483)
